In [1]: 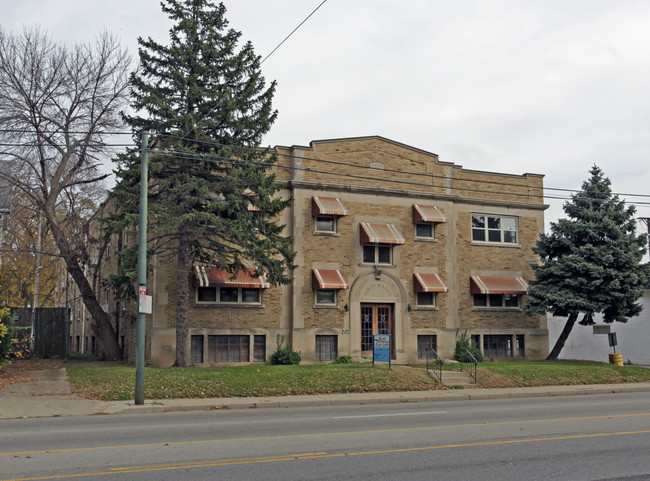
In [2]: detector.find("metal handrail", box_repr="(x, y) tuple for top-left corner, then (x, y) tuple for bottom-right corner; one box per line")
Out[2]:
(425, 347), (443, 384)
(459, 348), (478, 383)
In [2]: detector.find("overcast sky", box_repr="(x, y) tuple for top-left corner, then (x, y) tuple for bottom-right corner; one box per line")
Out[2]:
(4, 0), (650, 228)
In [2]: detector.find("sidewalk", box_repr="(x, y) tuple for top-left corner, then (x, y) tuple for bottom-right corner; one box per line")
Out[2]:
(1, 366), (650, 419)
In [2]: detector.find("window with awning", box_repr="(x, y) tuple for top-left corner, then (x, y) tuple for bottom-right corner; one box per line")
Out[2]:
(359, 222), (405, 245)
(470, 275), (527, 294)
(193, 266), (271, 288)
(312, 268), (349, 290)
(312, 196), (348, 216)
(413, 273), (448, 293)
(412, 204), (447, 223)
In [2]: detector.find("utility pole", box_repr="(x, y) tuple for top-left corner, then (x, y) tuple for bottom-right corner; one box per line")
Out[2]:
(135, 131), (149, 405)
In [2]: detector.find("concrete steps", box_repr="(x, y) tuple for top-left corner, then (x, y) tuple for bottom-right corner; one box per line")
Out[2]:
(430, 369), (476, 388)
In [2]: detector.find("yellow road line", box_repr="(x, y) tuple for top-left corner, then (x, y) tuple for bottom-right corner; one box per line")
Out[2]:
(3, 430), (650, 481)
(2, 412), (649, 458)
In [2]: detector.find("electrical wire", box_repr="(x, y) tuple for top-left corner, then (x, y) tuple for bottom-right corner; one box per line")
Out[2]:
(153, 133), (650, 199)
(261, 0), (328, 65)
(147, 147), (650, 207)
(3, 136), (649, 207)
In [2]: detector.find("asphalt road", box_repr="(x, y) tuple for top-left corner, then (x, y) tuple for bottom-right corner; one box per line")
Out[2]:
(2, 392), (650, 481)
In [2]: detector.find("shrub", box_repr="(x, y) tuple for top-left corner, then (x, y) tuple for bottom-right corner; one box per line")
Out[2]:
(0, 308), (13, 360)
(270, 335), (301, 365)
(8, 336), (32, 360)
(455, 331), (483, 362)
(333, 355), (352, 364)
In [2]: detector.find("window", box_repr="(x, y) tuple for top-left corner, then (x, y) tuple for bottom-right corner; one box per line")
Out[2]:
(471, 215), (518, 244)
(208, 335), (250, 362)
(316, 335), (338, 361)
(416, 292), (436, 307)
(312, 269), (348, 307)
(316, 289), (336, 305)
(483, 335), (513, 358)
(473, 293), (520, 308)
(415, 222), (434, 239)
(363, 244), (392, 264)
(191, 335), (204, 363)
(516, 334), (525, 357)
(312, 197), (347, 234)
(315, 215), (336, 233)
(254, 335), (266, 362)
(417, 335), (437, 360)
(197, 286), (261, 304)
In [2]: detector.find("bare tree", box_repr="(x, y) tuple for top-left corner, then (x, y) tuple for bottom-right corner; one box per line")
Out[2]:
(0, 27), (131, 359)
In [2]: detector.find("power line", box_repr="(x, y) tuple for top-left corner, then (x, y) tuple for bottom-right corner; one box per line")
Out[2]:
(149, 147), (650, 208)
(261, 0), (328, 65)
(164, 0), (328, 152)
(154, 134), (650, 202)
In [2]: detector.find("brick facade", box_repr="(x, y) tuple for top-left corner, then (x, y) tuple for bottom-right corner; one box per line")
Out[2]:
(62, 136), (549, 365)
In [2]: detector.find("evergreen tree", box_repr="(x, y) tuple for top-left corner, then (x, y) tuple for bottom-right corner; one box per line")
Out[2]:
(111, 0), (295, 366)
(525, 166), (650, 360)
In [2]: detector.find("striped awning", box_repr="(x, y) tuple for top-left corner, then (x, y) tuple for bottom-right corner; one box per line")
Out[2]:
(312, 196), (348, 216)
(359, 222), (405, 245)
(413, 273), (448, 293)
(193, 266), (271, 288)
(470, 275), (528, 295)
(312, 268), (349, 290)
(412, 204), (446, 223)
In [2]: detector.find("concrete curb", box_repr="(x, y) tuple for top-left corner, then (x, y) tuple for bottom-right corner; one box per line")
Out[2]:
(95, 382), (650, 417)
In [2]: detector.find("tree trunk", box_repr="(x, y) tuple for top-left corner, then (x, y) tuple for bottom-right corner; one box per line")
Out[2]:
(546, 311), (579, 360)
(47, 214), (120, 360)
(174, 225), (191, 367)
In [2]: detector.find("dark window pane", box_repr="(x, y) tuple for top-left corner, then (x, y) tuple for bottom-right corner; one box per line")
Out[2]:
(488, 230), (501, 242)
(363, 245), (375, 263)
(220, 287), (238, 303)
(242, 288), (260, 303)
(489, 294), (503, 306)
(504, 294), (519, 307)
(516, 334), (525, 357)
(216, 335), (250, 362)
(315, 335), (337, 361)
(197, 287), (217, 302)
(316, 289), (336, 304)
(483, 335), (513, 358)
(473, 294), (487, 306)
(191, 335), (204, 363)
(471, 215), (485, 228)
(416, 223), (433, 238)
(254, 335), (266, 362)
(417, 292), (434, 306)
(472, 229), (485, 241)
(417, 335), (437, 359)
(487, 216), (501, 229)
(316, 216), (335, 232)
(377, 245), (391, 264)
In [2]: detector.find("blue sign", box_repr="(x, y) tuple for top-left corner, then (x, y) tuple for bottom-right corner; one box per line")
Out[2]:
(374, 334), (391, 363)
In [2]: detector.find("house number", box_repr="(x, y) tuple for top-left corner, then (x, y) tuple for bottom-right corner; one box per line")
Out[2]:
(341, 329), (350, 334)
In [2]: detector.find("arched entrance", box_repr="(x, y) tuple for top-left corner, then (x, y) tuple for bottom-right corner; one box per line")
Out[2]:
(348, 270), (408, 361)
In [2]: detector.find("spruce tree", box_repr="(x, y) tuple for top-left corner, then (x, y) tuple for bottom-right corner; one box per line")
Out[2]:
(111, 0), (295, 366)
(525, 166), (650, 360)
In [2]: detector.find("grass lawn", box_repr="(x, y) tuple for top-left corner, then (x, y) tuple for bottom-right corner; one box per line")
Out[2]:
(60, 359), (650, 401)
(475, 360), (650, 388)
(65, 362), (440, 401)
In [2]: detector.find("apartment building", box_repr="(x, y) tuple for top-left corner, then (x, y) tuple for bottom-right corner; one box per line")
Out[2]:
(150, 136), (548, 365)
(64, 136), (549, 365)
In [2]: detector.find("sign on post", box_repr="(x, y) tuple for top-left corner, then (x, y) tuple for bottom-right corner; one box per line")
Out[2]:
(373, 334), (391, 368)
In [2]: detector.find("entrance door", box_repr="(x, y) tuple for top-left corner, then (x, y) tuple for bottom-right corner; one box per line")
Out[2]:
(361, 304), (393, 358)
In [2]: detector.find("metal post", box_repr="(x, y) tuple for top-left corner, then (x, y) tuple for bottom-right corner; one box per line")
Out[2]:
(135, 131), (149, 405)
